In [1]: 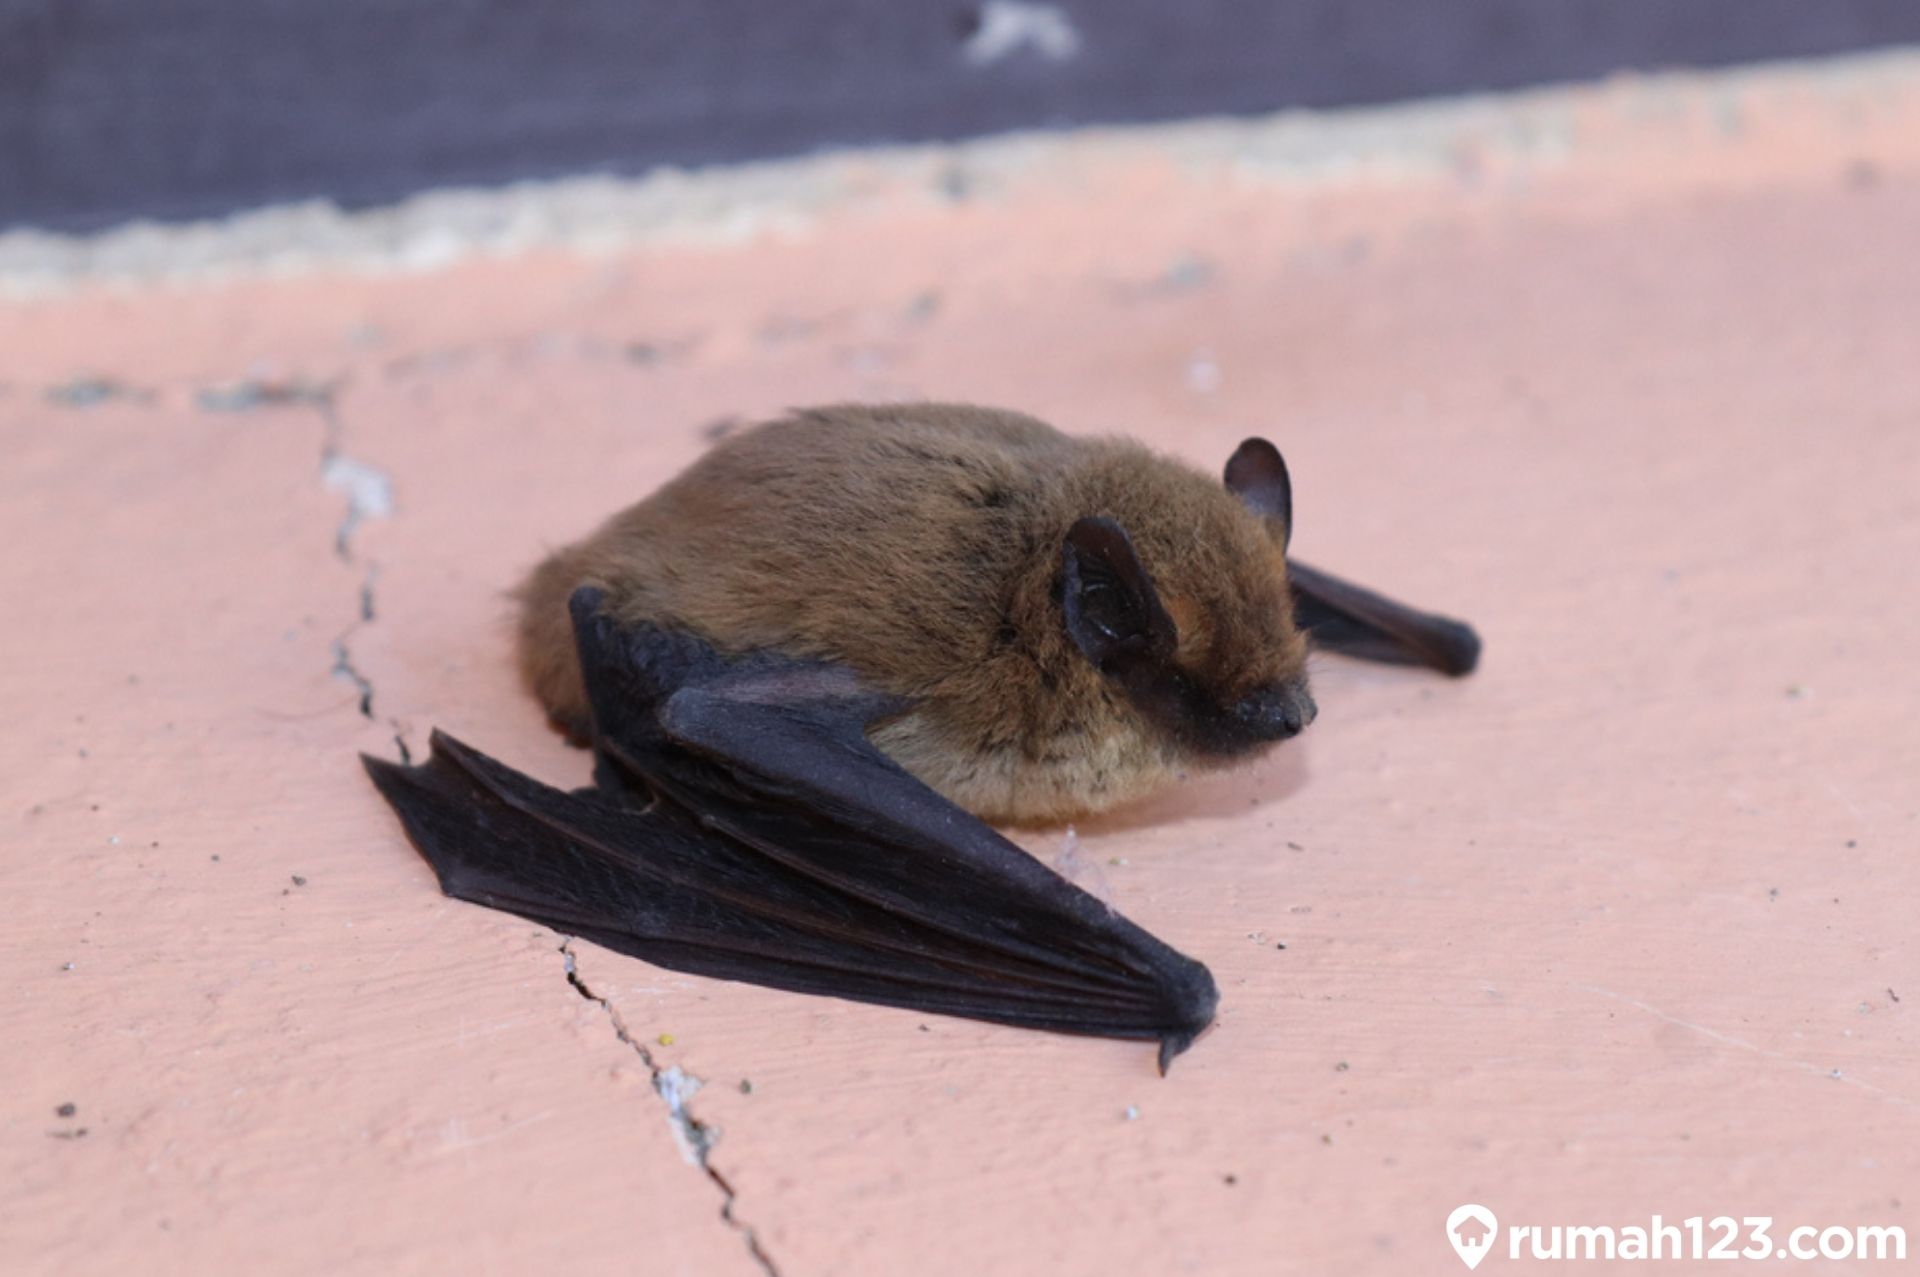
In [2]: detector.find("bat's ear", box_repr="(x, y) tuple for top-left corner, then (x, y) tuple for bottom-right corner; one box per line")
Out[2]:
(1061, 516), (1178, 670)
(1224, 437), (1293, 552)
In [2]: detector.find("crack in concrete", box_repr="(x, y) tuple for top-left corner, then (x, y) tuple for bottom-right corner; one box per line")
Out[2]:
(330, 636), (376, 718)
(302, 381), (395, 564)
(44, 375), (157, 407)
(197, 375), (337, 415)
(187, 373), (393, 721)
(560, 941), (783, 1277)
(303, 387), (392, 723)
(190, 374), (393, 560)
(202, 365), (776, 1262)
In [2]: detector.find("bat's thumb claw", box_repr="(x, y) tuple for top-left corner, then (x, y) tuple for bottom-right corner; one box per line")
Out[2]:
(1154, 961), (1219, 1074)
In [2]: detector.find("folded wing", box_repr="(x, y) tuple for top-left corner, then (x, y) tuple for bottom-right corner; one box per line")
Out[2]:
(1287, 558), (1482, 676)
(364, 588), (1219, 1071)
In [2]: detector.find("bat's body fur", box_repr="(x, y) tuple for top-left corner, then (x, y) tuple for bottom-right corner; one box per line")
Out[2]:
(518, 403), (1308, 823)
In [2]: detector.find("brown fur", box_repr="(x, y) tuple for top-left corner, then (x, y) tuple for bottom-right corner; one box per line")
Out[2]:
(516, 403), (1308, 823)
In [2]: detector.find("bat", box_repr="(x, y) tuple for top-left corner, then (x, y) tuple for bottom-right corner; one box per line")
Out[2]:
(365, 403), (1478, 1069)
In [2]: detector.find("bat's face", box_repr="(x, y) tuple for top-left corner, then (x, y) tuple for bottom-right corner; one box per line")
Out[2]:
(1060, 437), (1314, 764)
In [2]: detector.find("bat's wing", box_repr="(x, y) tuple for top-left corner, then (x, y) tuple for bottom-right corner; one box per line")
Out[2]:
(1286, 559), (1481, 676)
(363, 589), (1218, 1071)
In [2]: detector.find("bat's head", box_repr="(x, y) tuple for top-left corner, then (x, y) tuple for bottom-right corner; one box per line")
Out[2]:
(1058, 437), (1313, 762)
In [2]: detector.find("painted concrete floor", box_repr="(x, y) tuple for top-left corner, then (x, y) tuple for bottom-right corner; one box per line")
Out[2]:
(4, 52), (1918, 1277)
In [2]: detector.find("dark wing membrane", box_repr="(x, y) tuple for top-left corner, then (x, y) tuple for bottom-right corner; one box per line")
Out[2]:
(1286, 559), (1482, 676)
(362, 589), (1218, 1070)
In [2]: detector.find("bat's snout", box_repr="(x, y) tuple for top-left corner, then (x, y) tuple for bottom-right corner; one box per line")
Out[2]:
(1232, 679), (1317, 742)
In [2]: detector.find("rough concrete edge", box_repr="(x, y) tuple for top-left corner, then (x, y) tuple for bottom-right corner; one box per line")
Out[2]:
(3, 44), (1917, 296)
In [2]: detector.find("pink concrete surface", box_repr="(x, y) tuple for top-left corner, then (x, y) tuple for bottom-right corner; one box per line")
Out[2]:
(5, 58), (1919, 1276)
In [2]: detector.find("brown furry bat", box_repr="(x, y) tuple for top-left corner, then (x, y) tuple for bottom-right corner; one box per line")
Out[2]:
(366, 401), (1477, 1068)
(517, 402), (1325, 824)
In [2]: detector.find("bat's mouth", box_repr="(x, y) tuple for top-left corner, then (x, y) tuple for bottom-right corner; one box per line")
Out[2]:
(1226, 677), (1317, 745)
(1157, 675), (1317, 760)
(1213, 672), (1320, 752)
(1113, 659), (1316, 760)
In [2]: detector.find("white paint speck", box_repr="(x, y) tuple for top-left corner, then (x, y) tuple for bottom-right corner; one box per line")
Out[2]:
(963, 2), (1082, 66)
(322, 454), (394, 554)
(1053, 824), (1113, 906)
(655, 1065), (710, 1165)
(324, 454), (394, 519)
(1186, 349), (1221, 394)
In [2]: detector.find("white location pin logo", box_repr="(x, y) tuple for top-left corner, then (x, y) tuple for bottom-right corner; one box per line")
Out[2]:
(1446, 1203), (1498, 1270)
